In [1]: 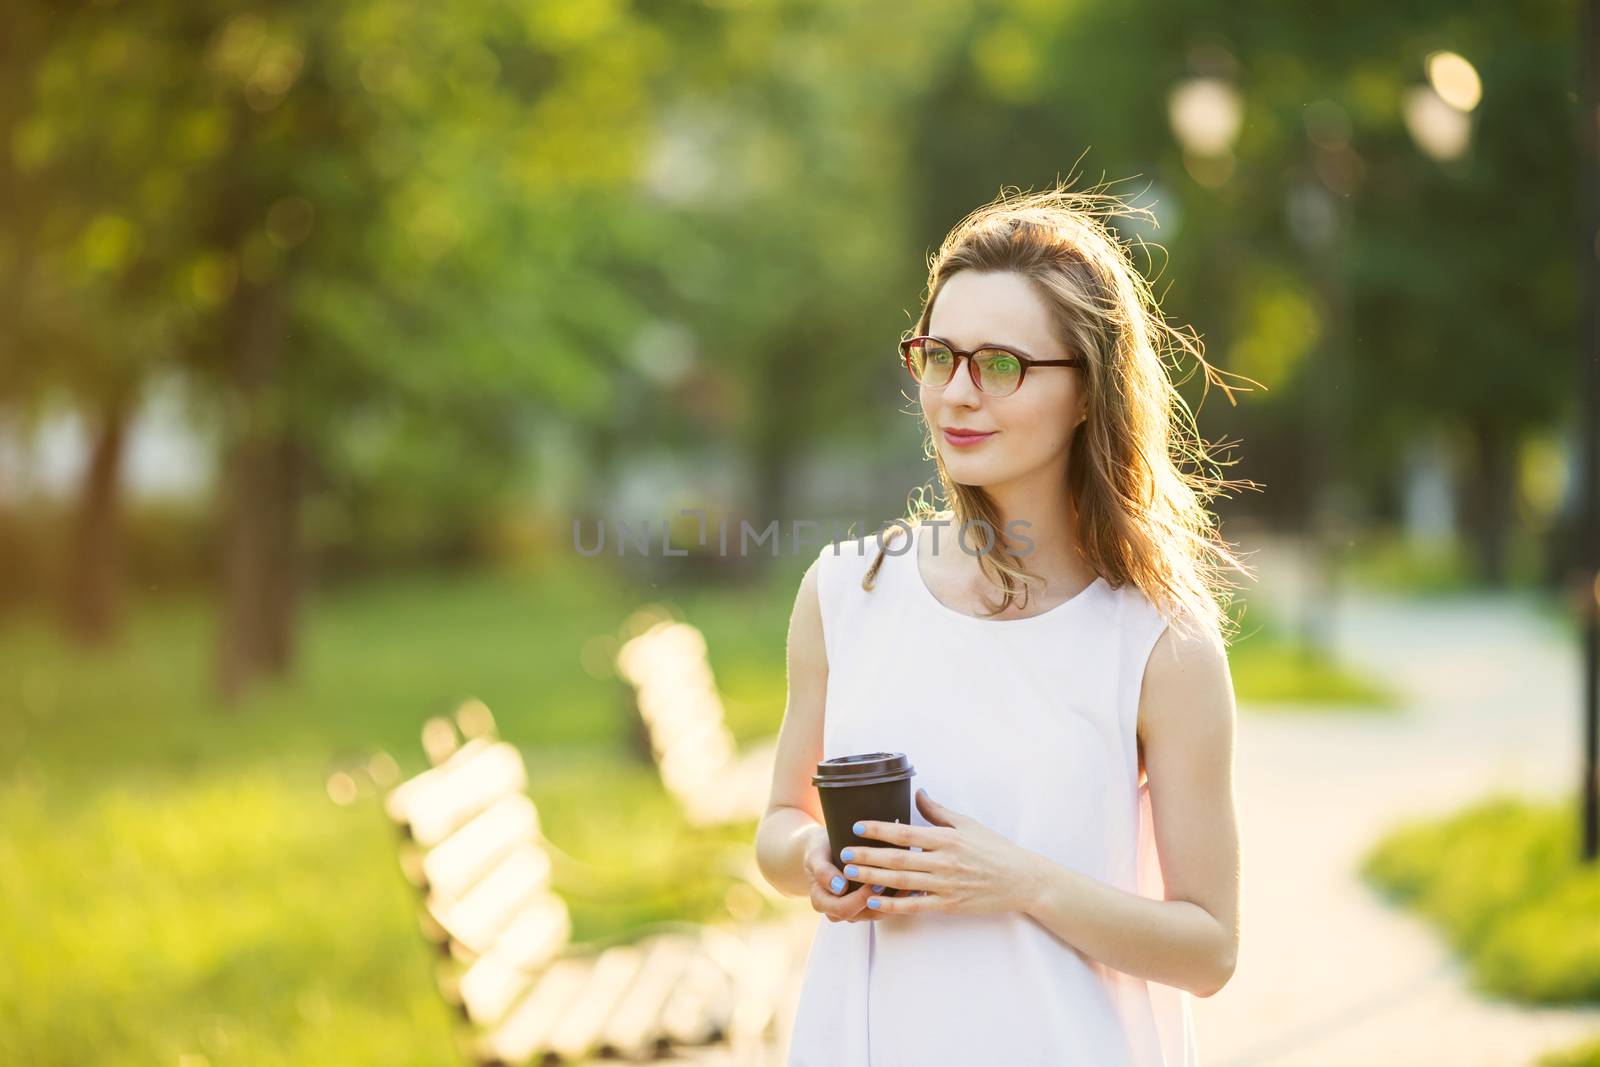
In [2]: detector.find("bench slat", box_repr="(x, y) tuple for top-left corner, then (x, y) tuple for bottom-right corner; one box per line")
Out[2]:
(408, 743), (529, 848)
(725, 919), (803, 1048)
(431, 844), (551, 953)
(618, 621), (780, 828)
(454, 958), (531, 1029)
(390, 704), (782, 1064)
(384, 737), (493, 826)
(444, 953), (524, 1030)
(492, 893), (571, 972)
(545, 942), (650, 1060)
(657, 734), (735, 800)
(454, 893), (571, 1026)
(657, 947), (736, 1048)
(477, 955), (595, 1066)
(424, 794), (541, 903)
(639, 708), (723, 756)
(597, 934), (699, 1060)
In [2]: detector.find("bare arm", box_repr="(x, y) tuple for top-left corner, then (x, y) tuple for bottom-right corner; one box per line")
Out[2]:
(753, 556), (888, 922)
(1019, 622), (1241, 997)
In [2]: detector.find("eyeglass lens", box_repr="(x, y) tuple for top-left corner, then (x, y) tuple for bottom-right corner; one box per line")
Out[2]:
(907, 338), (1024, 397)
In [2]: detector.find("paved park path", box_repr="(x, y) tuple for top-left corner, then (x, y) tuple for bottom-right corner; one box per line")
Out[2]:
(1196, 538), (1600, 1066)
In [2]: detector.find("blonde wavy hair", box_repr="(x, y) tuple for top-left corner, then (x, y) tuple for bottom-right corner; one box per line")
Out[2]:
(858, 181), (1261, 648)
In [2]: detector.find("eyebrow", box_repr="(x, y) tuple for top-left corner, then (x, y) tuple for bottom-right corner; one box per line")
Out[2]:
(930, 334), (1041, 361)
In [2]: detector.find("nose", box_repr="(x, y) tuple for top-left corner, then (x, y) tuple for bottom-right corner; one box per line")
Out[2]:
(940, 354), (984, 406)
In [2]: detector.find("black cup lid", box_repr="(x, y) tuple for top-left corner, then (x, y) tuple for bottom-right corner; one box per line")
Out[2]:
(812, 751), (915, 788)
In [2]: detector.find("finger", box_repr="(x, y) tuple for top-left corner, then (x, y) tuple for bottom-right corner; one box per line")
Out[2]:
(842, 881), (904, 919)
(804, 843), (847, 891)
(854, 819), (951, 849)
(811, 860), (848, 897)
(841, 863), (927, 893)
(812, 882), (849, 913)
(842, 885), (887, 921)
(863, 889), (939, 914)
(815, 889), (857, 921)
(838, 844), (916, 870)
(842, 881), (875, 910)
(813, 880), (871, 920)
(846, 852), (939, 889)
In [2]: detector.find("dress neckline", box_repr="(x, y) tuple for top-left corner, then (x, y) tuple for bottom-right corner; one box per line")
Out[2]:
(910, 521), (1106, 626)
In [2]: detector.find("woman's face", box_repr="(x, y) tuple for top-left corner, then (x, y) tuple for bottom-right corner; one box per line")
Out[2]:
(919, 269), (1087, 489)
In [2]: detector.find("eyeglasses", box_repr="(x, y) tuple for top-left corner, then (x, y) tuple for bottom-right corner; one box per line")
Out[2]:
(900, 335), (1084, 398)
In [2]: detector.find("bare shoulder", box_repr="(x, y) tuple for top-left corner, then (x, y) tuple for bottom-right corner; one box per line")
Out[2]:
(1139, 613), (1236, 748)
(790, 553), (826, 668)
(1146, 615), (1229, 683)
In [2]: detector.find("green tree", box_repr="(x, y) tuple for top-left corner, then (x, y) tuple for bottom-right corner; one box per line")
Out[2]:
(6, 1), (679, 699)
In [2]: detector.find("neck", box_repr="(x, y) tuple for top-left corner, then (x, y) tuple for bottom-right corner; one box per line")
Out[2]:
(971, 474), (1091, 585)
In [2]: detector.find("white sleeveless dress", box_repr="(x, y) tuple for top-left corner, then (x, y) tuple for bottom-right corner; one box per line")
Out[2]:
(785, 522), (1199, 1067)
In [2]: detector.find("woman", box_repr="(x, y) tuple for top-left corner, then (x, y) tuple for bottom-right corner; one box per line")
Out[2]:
(753, 183), (1254, 1066)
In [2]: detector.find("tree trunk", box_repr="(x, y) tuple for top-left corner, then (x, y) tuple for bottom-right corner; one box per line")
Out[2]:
(259, 434), (303, 677)
(1460, 414), (1517, 586)
(217, 432), (274, 704)
(216, 280), (291, 705)
(62, 390), (132, 645)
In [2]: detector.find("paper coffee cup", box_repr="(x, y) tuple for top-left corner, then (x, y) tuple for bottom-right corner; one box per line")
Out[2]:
(812, 752), (916, 896)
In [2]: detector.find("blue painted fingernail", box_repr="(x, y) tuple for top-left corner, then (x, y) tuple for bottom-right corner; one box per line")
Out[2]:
(871, 884), (885, 894)
(853, 821), (865, 835)
(841, 848), (854, 861)
(830, 875), (845, 894)
(844, 865), (859, 878)
(867, 897), (881, 908)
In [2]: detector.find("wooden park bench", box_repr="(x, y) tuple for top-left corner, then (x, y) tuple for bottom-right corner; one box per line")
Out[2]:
(613, 608), (778, 830)
(381, 700), (813, 1065)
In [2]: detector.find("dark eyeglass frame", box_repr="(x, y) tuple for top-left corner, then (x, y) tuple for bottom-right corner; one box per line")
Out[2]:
(899, 335), (1085, 397)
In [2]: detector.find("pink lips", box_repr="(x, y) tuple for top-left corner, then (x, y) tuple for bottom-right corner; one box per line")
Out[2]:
(942, 429), (997, 446)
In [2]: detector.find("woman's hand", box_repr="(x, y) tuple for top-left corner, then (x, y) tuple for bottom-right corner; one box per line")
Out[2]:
(841, 788), (1040, 917)
(801, 824), (892, 924)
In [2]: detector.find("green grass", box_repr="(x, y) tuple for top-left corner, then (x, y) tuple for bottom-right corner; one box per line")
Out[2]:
(1225, 600), (1398, 710)
(0, 552), (802, 1067)
(1541, 1035), (1600, 1067)
(1361, 794), (1600, 1066)
(1342, 532), (1485, 596)
(1361, 794), (1600, 1006)
(0, 548), (1387, 1063)
(0, 763), (455, 1065)
(1340, 527), (1550, 598)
